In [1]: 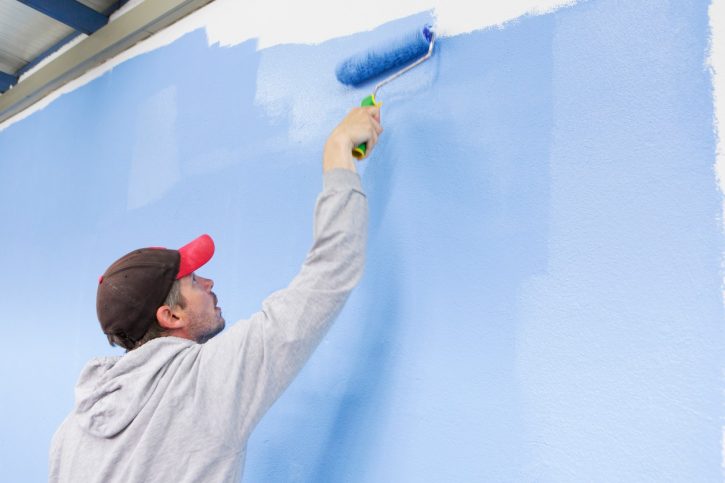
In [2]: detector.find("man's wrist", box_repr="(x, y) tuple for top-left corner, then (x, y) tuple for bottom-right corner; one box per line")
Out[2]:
(323, 135), (356, 173)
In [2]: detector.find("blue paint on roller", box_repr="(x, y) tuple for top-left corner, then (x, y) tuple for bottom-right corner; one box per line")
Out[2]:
(335, 25), (433, 86)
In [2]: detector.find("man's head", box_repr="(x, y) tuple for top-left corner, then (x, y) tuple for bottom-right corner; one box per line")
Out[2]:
(97, 234), (225, 350)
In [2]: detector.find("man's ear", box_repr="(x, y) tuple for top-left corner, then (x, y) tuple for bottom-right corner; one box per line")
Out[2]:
(156, 305), (184, 330)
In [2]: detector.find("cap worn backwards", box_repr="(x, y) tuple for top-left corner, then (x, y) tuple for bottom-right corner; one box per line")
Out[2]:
(96, 234), (215, 343)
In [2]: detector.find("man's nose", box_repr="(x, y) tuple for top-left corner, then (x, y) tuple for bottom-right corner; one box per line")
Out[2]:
(199, 276), (214, 290)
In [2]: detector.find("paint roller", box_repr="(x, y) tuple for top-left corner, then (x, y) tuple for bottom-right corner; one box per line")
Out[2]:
(335, 25), (436, 159)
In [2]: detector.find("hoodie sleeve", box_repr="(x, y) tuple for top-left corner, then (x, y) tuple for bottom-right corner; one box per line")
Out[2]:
(196, 168), (368, 442)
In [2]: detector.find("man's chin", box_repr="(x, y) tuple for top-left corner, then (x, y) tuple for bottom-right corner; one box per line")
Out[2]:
(211, 319), (225, 337)
(197, 320), (225, 344)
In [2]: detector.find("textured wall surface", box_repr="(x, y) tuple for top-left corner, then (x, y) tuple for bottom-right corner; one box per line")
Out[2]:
(0, 1), (721, 481)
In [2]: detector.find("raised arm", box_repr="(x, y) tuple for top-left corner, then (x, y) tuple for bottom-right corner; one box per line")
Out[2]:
(197, 107), (382, 442)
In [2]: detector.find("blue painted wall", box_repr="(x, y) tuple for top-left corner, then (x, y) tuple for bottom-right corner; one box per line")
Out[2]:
(0, 0), (721, 481)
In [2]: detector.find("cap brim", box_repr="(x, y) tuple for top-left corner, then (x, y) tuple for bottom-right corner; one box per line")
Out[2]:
(176, 234), (215, 279)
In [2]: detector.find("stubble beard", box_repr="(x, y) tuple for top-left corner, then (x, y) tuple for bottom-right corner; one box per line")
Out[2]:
(189, 308), (226, 344)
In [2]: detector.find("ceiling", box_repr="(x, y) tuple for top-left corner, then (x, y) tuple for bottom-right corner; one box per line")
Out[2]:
(0, 0), (129, 93)
(0, 0), (215, 124)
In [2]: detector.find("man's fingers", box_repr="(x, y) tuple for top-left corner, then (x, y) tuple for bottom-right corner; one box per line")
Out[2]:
(364, 126), (377, 153)
(366, 110), (383, 155)
(336, 105), (384, 156)
(371, 117), (383, 135)
(365, 105), (380, 117)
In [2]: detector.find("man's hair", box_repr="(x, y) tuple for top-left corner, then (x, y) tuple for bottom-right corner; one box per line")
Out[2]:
(106, 279), (186, 351)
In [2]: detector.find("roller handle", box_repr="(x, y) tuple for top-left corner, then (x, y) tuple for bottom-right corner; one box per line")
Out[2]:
(352, 94), (382, 160)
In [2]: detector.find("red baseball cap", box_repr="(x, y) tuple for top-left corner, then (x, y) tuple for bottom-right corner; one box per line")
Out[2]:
(96, 234), (215, 343)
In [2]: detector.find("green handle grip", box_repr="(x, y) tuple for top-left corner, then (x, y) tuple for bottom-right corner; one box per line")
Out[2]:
(352, 94), (381, 160)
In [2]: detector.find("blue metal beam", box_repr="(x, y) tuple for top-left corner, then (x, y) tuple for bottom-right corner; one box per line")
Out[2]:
(0, 71), (18, 92)
(18, 0), (108, 35)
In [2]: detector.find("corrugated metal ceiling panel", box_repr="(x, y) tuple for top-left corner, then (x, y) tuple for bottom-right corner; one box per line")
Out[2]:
(0, 0), (75, 73)
(0, 0), (213, 103)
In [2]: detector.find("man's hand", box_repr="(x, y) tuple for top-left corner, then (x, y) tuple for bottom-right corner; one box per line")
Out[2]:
(323, 106), (383, 173)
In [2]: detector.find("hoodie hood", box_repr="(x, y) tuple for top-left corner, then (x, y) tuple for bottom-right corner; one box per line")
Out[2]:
(74, 337), (196, 438)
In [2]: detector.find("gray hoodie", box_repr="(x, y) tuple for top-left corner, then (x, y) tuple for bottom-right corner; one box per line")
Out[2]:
(49, 169), (367, 482)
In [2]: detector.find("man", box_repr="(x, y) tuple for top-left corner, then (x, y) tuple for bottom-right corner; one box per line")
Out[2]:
(49, 106), (383, 482)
